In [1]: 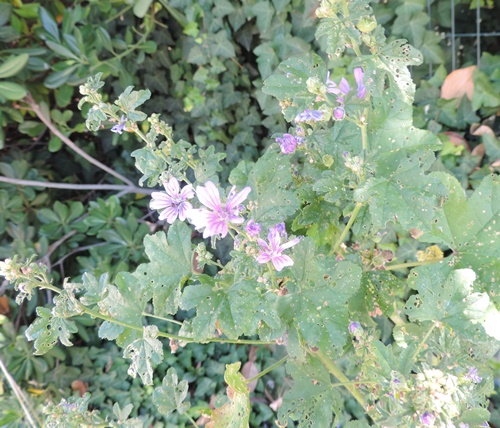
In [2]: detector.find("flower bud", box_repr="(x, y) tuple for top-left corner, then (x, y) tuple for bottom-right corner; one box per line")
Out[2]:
(333, 107), (345, 120)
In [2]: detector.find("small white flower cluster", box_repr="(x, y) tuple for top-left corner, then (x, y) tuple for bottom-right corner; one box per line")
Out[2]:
(414, 369), (460, 425)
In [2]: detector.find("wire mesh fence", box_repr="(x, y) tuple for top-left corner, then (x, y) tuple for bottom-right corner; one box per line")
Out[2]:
(426, 0), (500, 75)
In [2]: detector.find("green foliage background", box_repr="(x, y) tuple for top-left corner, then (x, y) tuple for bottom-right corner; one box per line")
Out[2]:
(0, 0), (499, 426)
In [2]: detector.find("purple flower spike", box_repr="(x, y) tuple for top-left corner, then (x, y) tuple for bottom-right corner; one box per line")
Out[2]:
(150, 177), (194, 224)
(257, 229), (300, 271)
(420, 412), (435, 427)
(354, 67), (366, 99)
(245, 220), (261, 237)
(187, 181), (251, 239)
(111, 115), (126, 134)
(466, 367), (482, 383)
(276, 133), (298, 154)
(295, 109), (324, 122)
(333, 107), (345, 120)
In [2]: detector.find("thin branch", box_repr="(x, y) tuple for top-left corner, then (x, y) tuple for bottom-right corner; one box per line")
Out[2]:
(0, 176), (153, 195)
(24, 95), (136, 187)
(0, 357), (40, 428)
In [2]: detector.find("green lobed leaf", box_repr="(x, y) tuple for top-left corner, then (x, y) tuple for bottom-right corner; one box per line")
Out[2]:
(355, 150), (447, 232)
(114, 86), (151, 121)
(180, 277), (282, 341)
(134, 222), (193, 316)
(97, 272), (148, 345)
(123, 325), (164, 385)
(243, 147), (300, 228)
(153, 367), (191, 417)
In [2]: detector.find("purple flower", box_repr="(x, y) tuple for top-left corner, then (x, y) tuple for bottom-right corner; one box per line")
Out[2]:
(187, 181), (251, 238)
(459, 423), (470, 428)
(349, 322), (361, 334)
(150, 177), (194, 224)
(245, 220), (261, 237)
(111, 115), (126, 134)
(465, 367), (482, 383)
(354, 67), (366, 99)
(333, 107), (345, 120)
(276, 134), (297, 154)
(270, 222), (287, 237)
(420, 412), (435, 427)
(343, 151), (349, 158)
(256, 229), (300, 271)
(295, 109), (324, 122)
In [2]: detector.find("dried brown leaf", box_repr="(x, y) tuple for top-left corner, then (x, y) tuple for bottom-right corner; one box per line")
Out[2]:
(441, 66), (476, 101)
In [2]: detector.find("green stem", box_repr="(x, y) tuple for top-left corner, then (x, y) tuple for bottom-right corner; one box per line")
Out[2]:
(411, 322), (437, 363)
(75, 300), (271, 345)
(311, 350), (366, 410)
(142, 312), (183, 326)
(245, 356), (288, 385)
(385, 260), (440, 271)
(330, 202), (364, 255)
(267, 262), (277, 288)
(185, 413), (198, 428)
(360, 115), (368, 152)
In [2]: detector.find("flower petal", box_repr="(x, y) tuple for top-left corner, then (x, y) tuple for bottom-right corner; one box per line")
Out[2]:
(339, 77), (350, 95)
(164, 177), (180, 197)
(196, 181), (222, 211)
(180, 184), (194, 199)
(272, 255), (294, 271)
(226, 186), (251, 210)
(281, 237), (301, 250)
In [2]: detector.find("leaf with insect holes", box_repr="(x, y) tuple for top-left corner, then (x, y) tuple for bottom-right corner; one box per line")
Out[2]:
(405, 264), (500, 343)
(279, 239), (362, 358)
(278, 355), (343, 427)
(419, 173), (500, 294)
(26, 306), (78, 355)
(207, 362), (250, 428)
(355, 150), (447, 232)
(180, 276), (282, 341)
(123, 325), (164, 385)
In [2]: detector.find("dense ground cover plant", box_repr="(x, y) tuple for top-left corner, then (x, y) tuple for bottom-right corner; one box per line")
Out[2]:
(0, 0), (500, 427)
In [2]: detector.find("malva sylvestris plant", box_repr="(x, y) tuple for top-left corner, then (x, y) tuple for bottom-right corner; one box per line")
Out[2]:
(2, 0), (499, 426)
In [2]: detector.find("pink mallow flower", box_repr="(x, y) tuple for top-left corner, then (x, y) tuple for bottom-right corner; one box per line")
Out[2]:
(187, 181), (251, 238)
(150, 177), (194, 223)
(257, 228), (300, 271)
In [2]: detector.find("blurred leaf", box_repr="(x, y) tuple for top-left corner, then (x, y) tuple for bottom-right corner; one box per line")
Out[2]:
(39, 6), (60, 42)
(153, 367), (191, 417)
(0, 81), (27, 100)
(0, 54), (29, 79)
